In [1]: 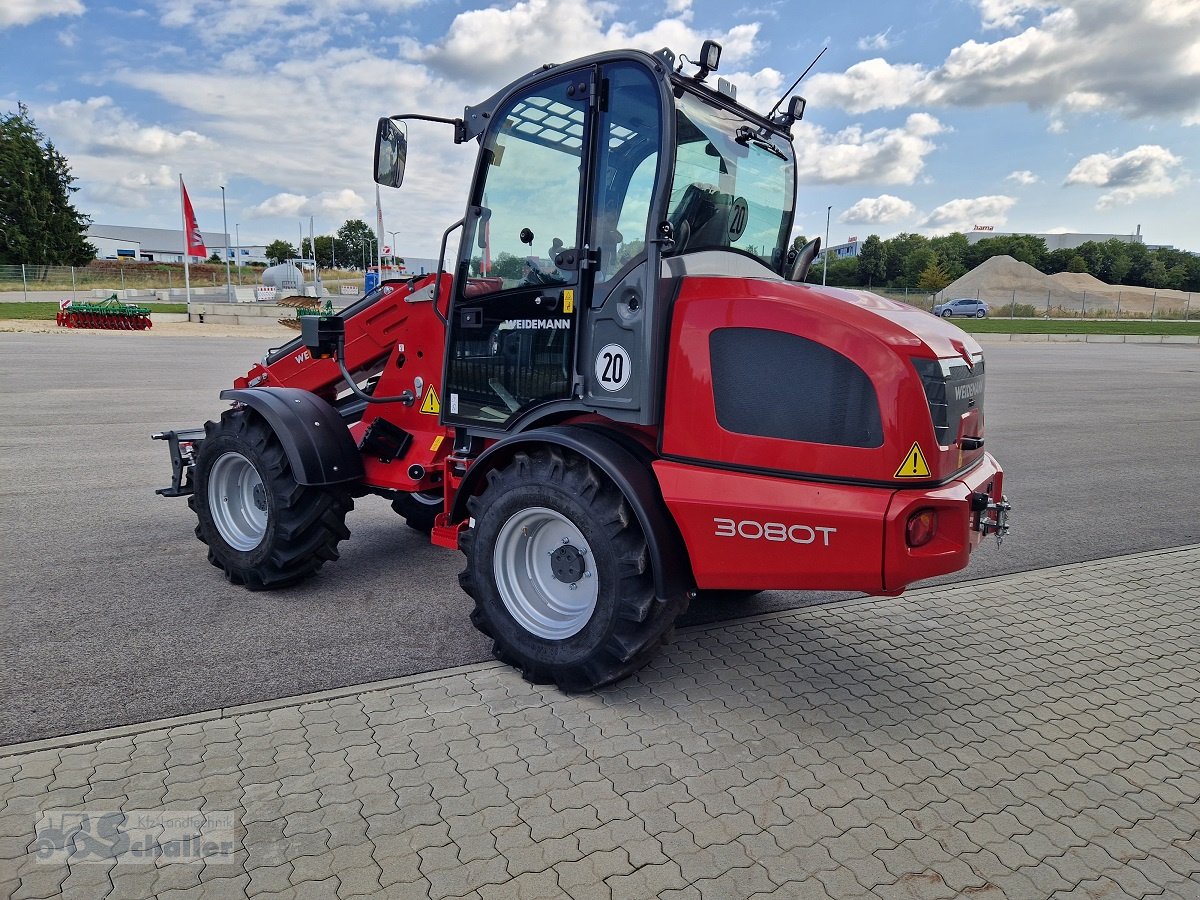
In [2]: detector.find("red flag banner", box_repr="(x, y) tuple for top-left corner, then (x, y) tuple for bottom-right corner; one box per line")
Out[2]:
(180, 179), (207, 258)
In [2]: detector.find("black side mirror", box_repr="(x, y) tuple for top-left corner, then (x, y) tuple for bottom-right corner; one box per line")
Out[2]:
(788, 236), (821, 282)
(374, 118), (407, 188)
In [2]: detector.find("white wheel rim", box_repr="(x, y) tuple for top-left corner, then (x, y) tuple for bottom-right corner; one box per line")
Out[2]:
(493, 507), (599, 640)
(208, 451), (267, 551)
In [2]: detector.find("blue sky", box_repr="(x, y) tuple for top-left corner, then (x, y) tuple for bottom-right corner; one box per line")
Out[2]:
(2, 0), (1197, 256)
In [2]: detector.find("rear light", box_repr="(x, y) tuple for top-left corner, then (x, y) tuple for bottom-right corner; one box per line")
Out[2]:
(906, 509), (938, 548)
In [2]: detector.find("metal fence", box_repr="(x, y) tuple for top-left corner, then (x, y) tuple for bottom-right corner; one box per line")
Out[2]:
(837, 285), (1196, 320)
(0, 264), (367, 302)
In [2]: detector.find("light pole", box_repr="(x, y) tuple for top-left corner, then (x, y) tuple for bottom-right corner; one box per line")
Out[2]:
(387, 230), (401, 259)
(220, 186), (234, 302)
(822, 204), (831, 287)
(234, 223), (241, 285)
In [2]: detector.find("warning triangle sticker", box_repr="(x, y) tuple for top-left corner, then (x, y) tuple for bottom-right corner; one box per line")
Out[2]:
(894, 442), (931, 478)
(420, 385), (441, 415)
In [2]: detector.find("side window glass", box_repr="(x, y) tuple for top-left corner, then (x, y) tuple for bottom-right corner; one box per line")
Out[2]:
(709, 328), (883, 448)
(471, 76), (587, 290)
(592, 64), (661, 283)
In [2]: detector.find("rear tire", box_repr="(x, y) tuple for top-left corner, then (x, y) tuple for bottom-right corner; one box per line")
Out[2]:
(460, 448), (686, 691)
(190, 408), (353, 590)
(941, 310), (953, 318)
(391, 490), (443, 533)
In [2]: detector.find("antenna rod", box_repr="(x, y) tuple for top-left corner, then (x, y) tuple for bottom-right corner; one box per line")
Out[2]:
(768, 46), (827, 117)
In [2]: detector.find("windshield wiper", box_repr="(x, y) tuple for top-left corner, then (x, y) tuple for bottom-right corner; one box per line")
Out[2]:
(752, 139), (787, 160)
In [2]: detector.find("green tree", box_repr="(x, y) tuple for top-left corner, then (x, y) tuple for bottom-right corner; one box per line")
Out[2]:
(917, 260), (952, 292)
(265, 240), (296, 264)
(857, 235), (886, 286)
(0, 104), (94, 266)
(1067, 254), (1088, 273)
(207, 251), (222, 263)
(902, 246), (937, 286)
(883, 233), (930, 285)
(930, 232), (969, 280)
(337, 218), (377, 268)
(490, 251), (525, 281)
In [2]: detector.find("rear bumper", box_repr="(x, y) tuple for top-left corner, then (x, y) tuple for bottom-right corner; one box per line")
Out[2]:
(881, 452), (1008, 592)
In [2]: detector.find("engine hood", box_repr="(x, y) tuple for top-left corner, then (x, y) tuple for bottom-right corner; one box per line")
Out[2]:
(784, 283), (982, 363)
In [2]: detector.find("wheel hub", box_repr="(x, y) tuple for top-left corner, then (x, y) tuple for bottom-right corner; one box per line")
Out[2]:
(550, 545), (586, 583)
(207, 451), (268, 552)
(493, 507), (598, 640)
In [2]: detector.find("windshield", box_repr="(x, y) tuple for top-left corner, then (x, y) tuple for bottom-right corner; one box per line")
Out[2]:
(667, 89), (795, 272)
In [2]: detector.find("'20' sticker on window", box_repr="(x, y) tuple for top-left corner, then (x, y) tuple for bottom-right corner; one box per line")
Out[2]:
(595, 343), (631, 392)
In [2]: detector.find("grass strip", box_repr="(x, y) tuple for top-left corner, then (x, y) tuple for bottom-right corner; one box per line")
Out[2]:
(0, 302), (188, 320)
(952, 318), (1200, 336)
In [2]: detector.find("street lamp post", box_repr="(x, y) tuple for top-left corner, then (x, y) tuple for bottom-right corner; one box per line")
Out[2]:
(387, 230), (401, 259)
(220, 186), (234, 302)
(822, 205), (831, 287)
(234, 223), (241, 285)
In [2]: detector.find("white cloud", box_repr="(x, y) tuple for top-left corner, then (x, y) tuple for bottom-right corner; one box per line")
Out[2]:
(806, 1), (1200, 124)
(154, 0), (424, 40)
(38, 97), (209, 157)
(857, 29), (892, 51)
(248, 190), (367, 219)
(806, 59), (929, 115)
(840, 194), (916, 224)
(412, 0), (759, 86)
(975, 0), (1056, 29)
(0, 0), (84, 28)
(795, 114), (945, 185)
(1006, 169), (1040, 185)
(919, 195), (1017, 233)
(1064, 144), (1185, 208)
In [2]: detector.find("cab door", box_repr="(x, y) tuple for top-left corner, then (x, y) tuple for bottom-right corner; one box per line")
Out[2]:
(443, 69), (597, 429)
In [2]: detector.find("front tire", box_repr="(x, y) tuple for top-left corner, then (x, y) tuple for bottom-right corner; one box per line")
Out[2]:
(976, 309), (986, 318)
(941, 309), (953, 318)
(391, 490), (443, 533)
(189, 408), (353, 590)
(460, 448), (686, 691)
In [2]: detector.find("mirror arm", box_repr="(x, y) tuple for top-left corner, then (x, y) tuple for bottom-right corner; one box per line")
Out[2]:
(389, 114), (466, 144)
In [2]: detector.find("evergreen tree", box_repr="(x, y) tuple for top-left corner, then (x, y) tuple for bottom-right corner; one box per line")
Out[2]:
(0, 104), (94, 266)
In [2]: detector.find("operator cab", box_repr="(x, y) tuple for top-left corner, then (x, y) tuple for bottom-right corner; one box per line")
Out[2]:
(375, 43), (802, 434)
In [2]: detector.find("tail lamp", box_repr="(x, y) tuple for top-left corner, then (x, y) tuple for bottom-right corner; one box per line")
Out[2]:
(906, 509), (938, 548)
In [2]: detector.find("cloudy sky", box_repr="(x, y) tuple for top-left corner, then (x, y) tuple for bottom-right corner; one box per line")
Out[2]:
(2, 0), (1197, 255)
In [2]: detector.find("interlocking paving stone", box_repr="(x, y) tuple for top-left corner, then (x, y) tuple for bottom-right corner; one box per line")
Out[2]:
(1, 546), (1198, 898)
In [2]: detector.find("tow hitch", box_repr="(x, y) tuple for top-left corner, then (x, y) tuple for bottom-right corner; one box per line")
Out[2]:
(972, 492), (1012, 546)
(152, 428), (205, 497)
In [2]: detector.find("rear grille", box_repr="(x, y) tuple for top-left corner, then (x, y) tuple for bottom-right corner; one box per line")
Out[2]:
(910, 356), (985, 446)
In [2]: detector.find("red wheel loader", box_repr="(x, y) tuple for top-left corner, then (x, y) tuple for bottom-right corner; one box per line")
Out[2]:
(155, 41), (1011, 691)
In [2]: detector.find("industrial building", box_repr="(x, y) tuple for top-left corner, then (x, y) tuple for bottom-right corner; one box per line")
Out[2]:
(87, 225), (269, 265)
(962, 225), (1170, 251)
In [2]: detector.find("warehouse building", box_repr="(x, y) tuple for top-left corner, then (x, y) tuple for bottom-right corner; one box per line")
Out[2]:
(87, 225), (268, 265)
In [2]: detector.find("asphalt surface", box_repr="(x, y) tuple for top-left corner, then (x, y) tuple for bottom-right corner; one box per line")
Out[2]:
(1, 333), (1198, 745)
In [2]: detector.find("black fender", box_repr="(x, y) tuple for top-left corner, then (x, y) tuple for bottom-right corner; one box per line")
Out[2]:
(220, 387), (365, 486)
(450, 424), (695, 602)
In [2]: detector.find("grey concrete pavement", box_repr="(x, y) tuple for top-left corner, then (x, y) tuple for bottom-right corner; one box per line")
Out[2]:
(2, 546), (1198, 899)
(2, 335), (1200, 747)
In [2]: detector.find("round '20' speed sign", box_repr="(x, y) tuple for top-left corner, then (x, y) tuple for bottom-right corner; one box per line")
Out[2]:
(594, 343), (631, 392)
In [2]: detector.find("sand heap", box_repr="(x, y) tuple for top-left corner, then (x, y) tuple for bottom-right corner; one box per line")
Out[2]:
(937, 256), (1193, 315)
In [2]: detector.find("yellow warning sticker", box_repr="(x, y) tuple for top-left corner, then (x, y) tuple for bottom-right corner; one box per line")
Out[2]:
(895, 442), (931, 478)
(420, 386), (441, 415)
(562, 289), (574, 314)
(430, 435), (444, 452)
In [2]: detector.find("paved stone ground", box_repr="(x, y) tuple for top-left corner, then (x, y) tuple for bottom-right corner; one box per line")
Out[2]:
(2, 546), (1198, 899)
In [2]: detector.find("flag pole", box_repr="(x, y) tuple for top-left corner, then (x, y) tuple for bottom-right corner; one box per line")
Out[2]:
(179, 174), (192, 305)
(375, 185), (385, 282)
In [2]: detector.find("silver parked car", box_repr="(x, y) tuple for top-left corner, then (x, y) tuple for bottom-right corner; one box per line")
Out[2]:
(933, 297), (989, 318)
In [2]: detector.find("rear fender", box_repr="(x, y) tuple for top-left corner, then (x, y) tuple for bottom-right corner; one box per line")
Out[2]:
(449, 425), (694, 602)
(221, 387), (365, 486)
